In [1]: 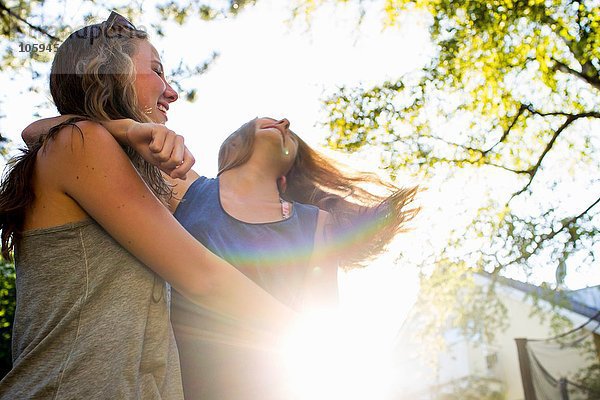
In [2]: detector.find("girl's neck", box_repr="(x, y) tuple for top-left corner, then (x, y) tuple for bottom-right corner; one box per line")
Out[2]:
(218, 165), (280, 202)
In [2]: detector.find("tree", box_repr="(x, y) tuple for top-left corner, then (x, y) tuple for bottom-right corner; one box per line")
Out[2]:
(0, 258), (15, 378)
(277, 0), (599, 343)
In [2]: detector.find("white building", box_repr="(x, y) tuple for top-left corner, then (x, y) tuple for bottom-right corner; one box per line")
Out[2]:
(391, 274), (600, 400)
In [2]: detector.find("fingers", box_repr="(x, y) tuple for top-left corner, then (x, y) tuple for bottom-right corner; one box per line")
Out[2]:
(149, 126), (185, 167)
(169, 147), (195, 180)
(152, 128), (194, 179)
(171, 135), (186, 165)
(148, 125), (169, 154)
(156, 131), (177, 163)
(130, 122), (195, 179)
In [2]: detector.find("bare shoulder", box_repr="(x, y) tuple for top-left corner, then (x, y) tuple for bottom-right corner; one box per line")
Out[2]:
(44, 120), (118, 152)
(37, 120), (118, 166)
(28, 121), (123, 228)
(37, 120), (144, 200)
(40, 121), (128, 174)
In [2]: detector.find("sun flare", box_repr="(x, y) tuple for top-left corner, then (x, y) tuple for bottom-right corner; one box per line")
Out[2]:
(280, 310), (396, 400)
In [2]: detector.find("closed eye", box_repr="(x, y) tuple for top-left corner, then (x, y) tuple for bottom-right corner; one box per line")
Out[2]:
(152, 60), (165, 76)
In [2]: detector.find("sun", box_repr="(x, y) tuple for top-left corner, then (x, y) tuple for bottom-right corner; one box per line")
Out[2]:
(279, 250), (420, 400)
(280, 310), (395, 400)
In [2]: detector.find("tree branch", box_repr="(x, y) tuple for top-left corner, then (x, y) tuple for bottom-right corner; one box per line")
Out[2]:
(567, 195), (600, 226)
(419, 107), (598, 185)
(0, 1), (59, 41)
(538, 196), (599, 246)
(419, 133), (485, 156)
(510, 110), (599, 199)
(552, 58), (600, 91)
(417, 156), (528, 174)
(508, 195), (600, 266)
(483, 104), (528, 155)
(525, 106), (600, 119)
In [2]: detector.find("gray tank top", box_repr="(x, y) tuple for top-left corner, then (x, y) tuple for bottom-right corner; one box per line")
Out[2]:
(0, 219), (183, 399)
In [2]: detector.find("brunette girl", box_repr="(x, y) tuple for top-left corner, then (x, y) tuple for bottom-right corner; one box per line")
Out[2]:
(169, 116), (418, 399)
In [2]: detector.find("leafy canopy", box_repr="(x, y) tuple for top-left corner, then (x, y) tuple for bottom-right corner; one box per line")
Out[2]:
(292, 0), (599, 344)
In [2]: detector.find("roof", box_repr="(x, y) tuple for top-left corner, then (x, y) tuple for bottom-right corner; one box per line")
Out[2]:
(480, 272), (600, 323)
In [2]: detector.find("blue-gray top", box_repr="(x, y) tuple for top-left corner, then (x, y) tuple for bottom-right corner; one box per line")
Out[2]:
(173, 176), (319, 309)
(171, 176), (320, 400)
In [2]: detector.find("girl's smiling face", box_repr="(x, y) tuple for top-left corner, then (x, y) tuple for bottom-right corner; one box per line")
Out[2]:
(132, 40), (178, 124)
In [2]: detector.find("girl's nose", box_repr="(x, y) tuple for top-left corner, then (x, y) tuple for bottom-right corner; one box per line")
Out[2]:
(277, 118), (290, 129)
(164, 81), (179, 103)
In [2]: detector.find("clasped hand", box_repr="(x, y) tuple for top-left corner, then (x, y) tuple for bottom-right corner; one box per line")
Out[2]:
(119, 121), (195, 180)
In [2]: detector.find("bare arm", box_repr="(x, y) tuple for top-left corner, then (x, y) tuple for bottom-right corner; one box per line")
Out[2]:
(22, 115), (76, 146)
(22, 116), (194, 179)
(43, 121), (294, 335)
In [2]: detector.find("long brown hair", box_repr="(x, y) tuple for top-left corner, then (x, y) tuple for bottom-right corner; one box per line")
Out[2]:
(218, 119), (420, 269)
(0, 17), (170, 261)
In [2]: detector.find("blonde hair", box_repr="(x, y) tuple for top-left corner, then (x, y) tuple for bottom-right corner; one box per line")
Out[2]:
(49, 19), (168, 198)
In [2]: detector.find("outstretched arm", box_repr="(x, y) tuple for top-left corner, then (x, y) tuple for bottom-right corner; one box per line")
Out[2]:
(22, 115), (75, 146)
(43, 121), (294, 336)
(22, 116), (194, 179)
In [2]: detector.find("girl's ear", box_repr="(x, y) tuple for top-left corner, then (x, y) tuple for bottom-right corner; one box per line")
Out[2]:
(277, 175), (287, 194)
